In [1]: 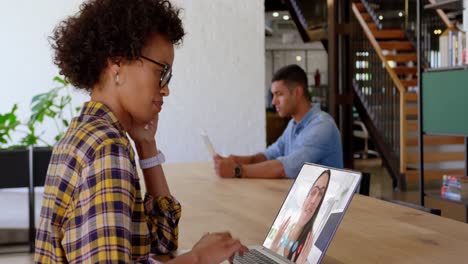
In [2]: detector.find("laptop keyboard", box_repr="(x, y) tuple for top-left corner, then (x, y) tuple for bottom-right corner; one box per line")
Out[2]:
(233, 249), (281, 264)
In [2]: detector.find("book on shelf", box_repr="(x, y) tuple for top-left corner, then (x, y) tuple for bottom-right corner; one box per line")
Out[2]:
(439, 25), (466, 68)
(441, 175), (468, 200)
(462, 30), (466, 65)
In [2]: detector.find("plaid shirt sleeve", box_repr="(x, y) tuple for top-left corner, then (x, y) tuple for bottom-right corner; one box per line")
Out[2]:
(63, 141), (137, 263)
(35, 102), (182, 263)
(144, 193), (182, 254)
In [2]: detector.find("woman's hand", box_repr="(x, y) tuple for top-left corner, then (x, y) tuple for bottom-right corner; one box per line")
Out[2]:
(294, 231), (313, 264)
(128, 114), (159, 158)
(271, 216), (291, 252)
(128, 114), (158, 144)
(190, 232), (249, 264)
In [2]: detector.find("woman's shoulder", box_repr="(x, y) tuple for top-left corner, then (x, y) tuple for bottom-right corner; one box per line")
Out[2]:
(84, 117), (126, 142)
(56, 116), (130, 161)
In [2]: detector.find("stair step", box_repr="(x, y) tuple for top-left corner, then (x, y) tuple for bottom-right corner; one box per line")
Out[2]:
(355, 3), (366, 12)
(406, 92), (418, 103)
(406, 136), (465, 146)
(367, 23), (379, 30)
(379, 41), (414, 51)
(372, 30), (406, 40)
(385, 53), (417, 62)
(361, 13), (373, 22)
(406, 120), (418, 132)
(406, 105), (418, 117)
(393, 66), (417, 75)
(401, 79), (418, 87)
(406, 169), (466, 183)
(407, 152), (465, 164)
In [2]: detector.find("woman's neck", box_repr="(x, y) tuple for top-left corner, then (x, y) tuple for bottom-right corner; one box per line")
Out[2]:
(90, 85), (132, 132)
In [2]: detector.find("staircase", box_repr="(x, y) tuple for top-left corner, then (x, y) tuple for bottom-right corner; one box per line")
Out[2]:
(351, 0), (465, 190)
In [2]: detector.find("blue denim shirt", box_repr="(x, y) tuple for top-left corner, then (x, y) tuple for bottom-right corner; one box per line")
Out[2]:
(264, 104), (343, 178)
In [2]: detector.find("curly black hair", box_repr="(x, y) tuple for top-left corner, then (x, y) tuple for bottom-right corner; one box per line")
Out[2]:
(50, 0), (185, 91)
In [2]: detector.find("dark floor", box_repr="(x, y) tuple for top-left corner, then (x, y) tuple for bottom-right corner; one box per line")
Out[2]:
(354, 157), (467, 223)
(353, 157), (418, 201)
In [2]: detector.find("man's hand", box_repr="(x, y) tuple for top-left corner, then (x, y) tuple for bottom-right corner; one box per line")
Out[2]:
(228, 154), (241, 164)
(213, 154), (236, 178)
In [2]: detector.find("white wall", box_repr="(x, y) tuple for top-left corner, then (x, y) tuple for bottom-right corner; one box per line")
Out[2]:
(0, 0), (266, 162)
(465, 0), (468, 50)
(0, 0), (88, 144)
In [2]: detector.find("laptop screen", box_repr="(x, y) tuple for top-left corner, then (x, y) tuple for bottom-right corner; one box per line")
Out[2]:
(262, 163), (361, 263)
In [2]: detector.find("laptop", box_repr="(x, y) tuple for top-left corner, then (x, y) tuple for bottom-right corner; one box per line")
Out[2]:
(234, 163), (362, 264)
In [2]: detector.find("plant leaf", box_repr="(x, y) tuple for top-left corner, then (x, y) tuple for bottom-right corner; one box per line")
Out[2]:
(31, 93), (47, 104)
(53, 76), (69, 86)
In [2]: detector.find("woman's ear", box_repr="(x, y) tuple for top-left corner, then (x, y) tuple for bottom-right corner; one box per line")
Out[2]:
(107, 58), (121, 72)
(107, 58), (122, 85)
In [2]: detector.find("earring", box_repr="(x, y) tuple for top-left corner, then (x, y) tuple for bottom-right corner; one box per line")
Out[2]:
(115, 73), (120, 84)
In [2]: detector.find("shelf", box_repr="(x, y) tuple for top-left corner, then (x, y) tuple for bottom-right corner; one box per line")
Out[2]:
(423, 132), (468, 137)
(445, 10), (464, 18)
(424, 0), (463, 11)
(426, 191), (468, 206)
(418, 0), (468, 214)
(425, 66), (468, 72)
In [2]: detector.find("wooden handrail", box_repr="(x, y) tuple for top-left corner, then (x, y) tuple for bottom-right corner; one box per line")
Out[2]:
(427, 0), (452, 28)
(351, 4), (407, 94)
(352, 3), (407, 174)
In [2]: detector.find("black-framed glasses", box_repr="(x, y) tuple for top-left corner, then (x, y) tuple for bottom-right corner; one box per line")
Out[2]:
(141, 55), (172, 88)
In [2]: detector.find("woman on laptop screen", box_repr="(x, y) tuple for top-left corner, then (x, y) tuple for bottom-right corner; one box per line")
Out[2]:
(270, 169), (331, 263)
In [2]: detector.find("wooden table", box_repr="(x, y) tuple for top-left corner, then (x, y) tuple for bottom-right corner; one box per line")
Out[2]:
(161, 162), (468, 263)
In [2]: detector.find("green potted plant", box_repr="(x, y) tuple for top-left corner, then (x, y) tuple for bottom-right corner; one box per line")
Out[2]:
(27, 76), (80, 186)
(0, 76), (80, 249)
(0, 76), (80, 187)
(0, 104), (30, 188)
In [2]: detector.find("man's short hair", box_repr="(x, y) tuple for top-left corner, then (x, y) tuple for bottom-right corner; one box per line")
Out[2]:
(272, 64), (310, 100)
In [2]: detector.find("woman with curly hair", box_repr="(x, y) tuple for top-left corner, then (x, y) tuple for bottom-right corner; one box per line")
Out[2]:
(34, 0), (247, 263)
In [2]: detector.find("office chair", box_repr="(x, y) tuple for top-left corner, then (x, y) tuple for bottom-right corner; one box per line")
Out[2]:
(353, 120), (379, 159)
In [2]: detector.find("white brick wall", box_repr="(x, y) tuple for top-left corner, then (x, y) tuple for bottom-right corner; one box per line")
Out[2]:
(0, 0), (266, 162)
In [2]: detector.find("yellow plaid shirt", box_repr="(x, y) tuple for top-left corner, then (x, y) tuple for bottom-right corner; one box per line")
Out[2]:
(35, 101), (181, 263)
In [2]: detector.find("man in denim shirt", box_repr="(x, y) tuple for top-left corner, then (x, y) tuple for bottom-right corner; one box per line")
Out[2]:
(214, 65), (343, 179)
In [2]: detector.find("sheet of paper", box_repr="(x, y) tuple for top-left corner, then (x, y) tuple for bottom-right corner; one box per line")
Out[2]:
(201, 132), (215, 156)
